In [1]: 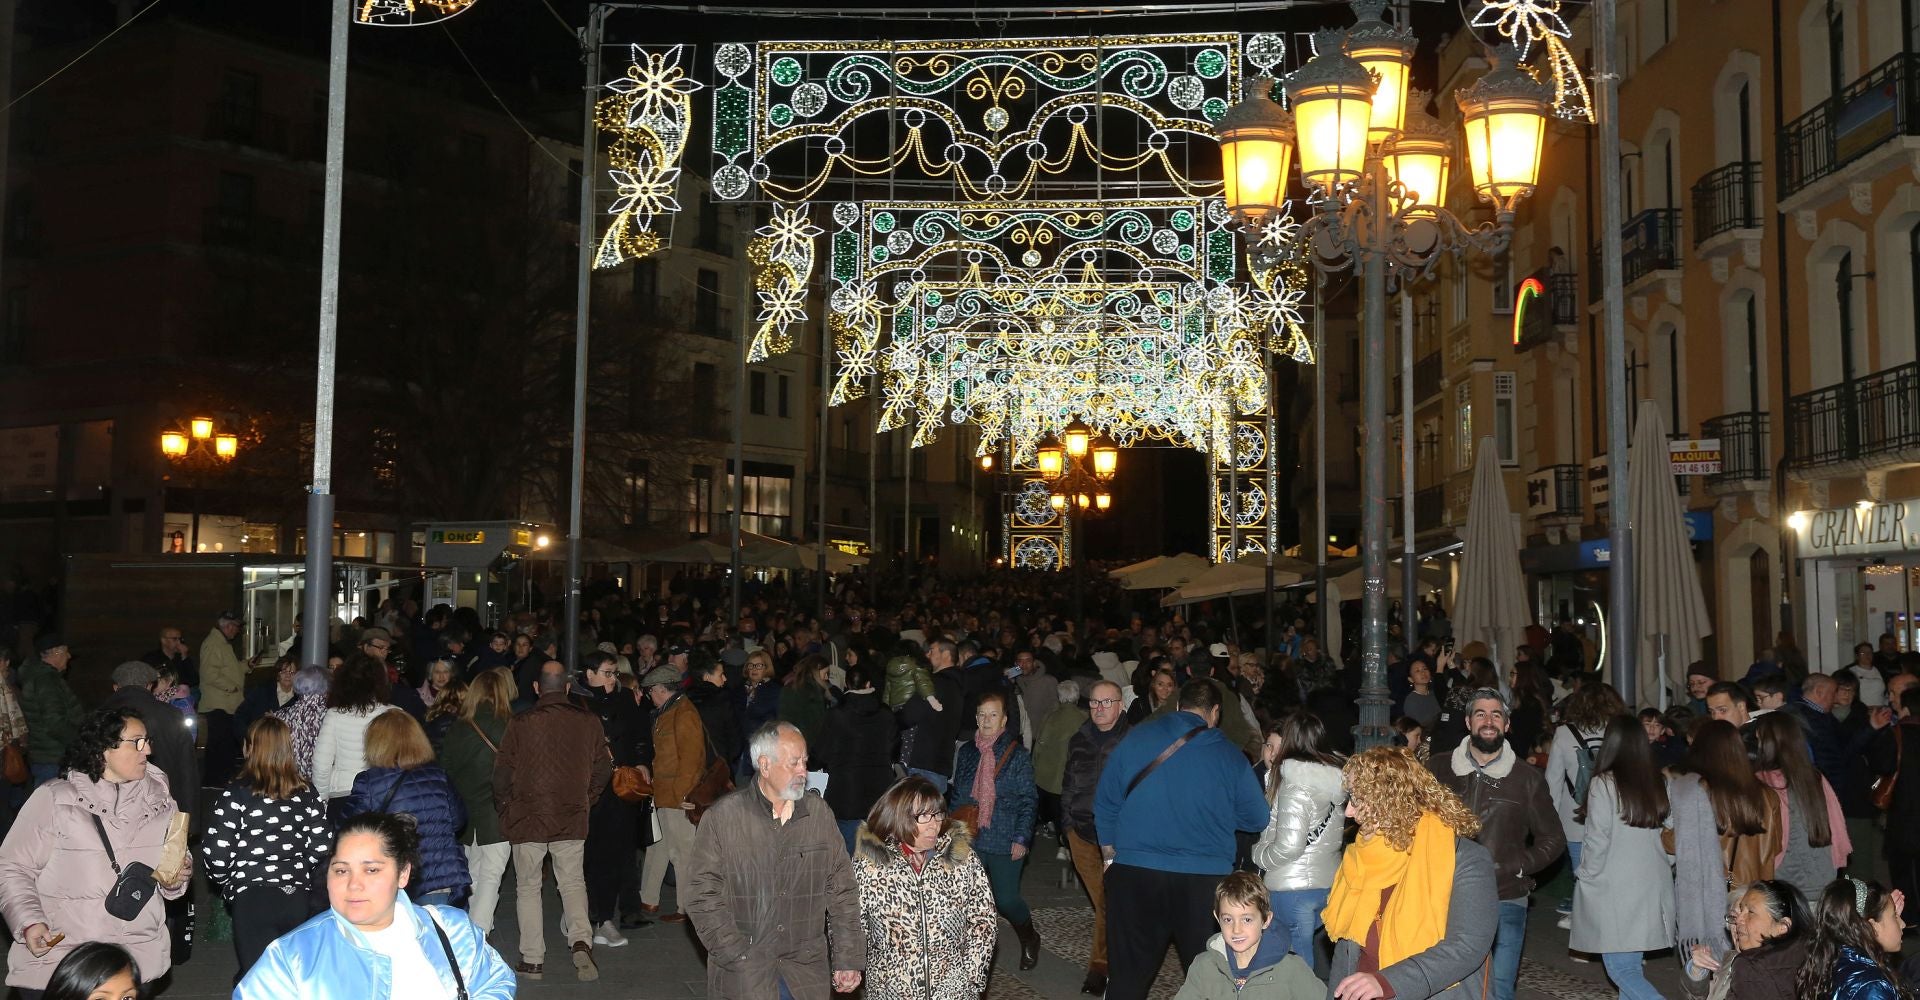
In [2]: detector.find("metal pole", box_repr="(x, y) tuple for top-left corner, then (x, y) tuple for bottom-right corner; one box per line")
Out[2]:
(868, 377), (878, 569)
(1596, 0), (1635, 701)
(1265, 333), (1277, 655)
(1314, 277), (1328, 646)
(299, 0), (349, 671)
(729, 203), (750, 638)
(902, 433), (912, 583)
(1401, 288), (1417, 651)
(1358, 161), (1392, 749)
(816, 296), (830, 626)
(563, 6), (604, 670)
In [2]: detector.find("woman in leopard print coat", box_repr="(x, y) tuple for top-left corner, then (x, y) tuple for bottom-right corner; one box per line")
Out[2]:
(852, 777), (998, 1000)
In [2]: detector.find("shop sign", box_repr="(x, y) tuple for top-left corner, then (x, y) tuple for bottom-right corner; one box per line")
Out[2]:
(1668, 438), (1722, 475)
(1795, 500), (1920, 558)
(1587, 458), (1609, 506)
(1525, 470), (1555, 515)
(430, 529), (485, 545)
(829, 537), (870, 556)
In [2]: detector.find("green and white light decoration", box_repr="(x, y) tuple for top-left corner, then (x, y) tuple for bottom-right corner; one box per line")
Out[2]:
(593, 29), (1312, 568)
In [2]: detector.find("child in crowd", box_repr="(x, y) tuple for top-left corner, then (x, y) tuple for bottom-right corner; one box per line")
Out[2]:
(882, 653), (942, 712)
(1174, 871), (1324, 1000)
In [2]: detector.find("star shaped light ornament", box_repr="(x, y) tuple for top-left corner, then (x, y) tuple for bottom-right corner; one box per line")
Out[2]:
(607, 153), (681, 224)
(1469, 0), (1593, 122)
(607, 46), (705, 137)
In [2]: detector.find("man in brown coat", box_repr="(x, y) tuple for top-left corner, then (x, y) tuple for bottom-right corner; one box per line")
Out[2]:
(685, 721), (865, 1000)
(494, 662), (612, 982)
(638, 663), (707, 922)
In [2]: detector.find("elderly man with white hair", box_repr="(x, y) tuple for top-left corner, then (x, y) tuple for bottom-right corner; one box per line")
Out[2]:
(685, 721), (866, 1000)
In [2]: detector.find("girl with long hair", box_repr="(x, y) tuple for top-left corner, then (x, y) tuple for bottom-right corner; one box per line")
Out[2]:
(1570, 715), (1673, 1000)
(1752, 712), (1850, 902)
(1796, 877), (1909, 1000)
(203, 715), (330, 979)
(1251, 712), (1346, 978)
(1546, 681), (1628, 924)
(44, 942), (140, 1000)
(1323, 747), (1493, 1000)
(1669, 719), (1781, 963)
(438, 667), (514, 937)
(311, 655), (401, 811)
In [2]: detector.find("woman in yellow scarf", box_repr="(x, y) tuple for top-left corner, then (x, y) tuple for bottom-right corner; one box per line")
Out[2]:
(1323, 747), (1498, 1000)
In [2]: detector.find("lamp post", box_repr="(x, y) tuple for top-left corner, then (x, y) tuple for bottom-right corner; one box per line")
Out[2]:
(1036, 420), (1118, 631)
(1217, 1), (1548, 747)
(160, 416), (241, 554)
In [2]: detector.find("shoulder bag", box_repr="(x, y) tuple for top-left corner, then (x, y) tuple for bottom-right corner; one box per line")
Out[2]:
(425, 908), (471, 1000)
(684, 708), (734, 825)
(2, 740), (27, 786)
(950, 741), (1018, 837)
(1873, 725), (1902, 811)
(1126, 724), (1209, 798)
(90, 814), (159, 922)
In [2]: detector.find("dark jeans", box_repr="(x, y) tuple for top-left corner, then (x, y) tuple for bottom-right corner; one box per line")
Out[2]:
(1104, 864), (1219, 1000)
(230, 884), (317, 983)
(203, 710), (238, 789)
(584, 794), (639, 924)
(979, 849), (1031, 924)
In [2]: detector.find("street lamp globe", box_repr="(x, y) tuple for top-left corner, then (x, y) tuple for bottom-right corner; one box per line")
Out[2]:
(1049, 492), (1067, 512)
(1345, 0), (1415, 141)
(979, 453), (994, 471)
(189, 417), (214, 440)
(1074, 492), (1092, 511)
(1288, 31), (1376, 194)
(1455, 44), (1551, 211)
(1063, 419), (1092, 459)
(214, 434), (239, 460)
(1215, 77), (1294, 228)
(160, 431), (189, 458)
(1037, 441), (1065, 479)
(1382, 95), (1453, 208)
(1091, 442), (1118, 480)
(1094, 492), (1112, 512)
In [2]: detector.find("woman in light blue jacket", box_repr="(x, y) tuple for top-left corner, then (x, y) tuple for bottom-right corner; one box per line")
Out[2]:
(236, 811), (514, 1000)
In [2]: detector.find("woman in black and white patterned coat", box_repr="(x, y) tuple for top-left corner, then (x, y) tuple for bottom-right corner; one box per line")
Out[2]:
(202, 715), (331, 981)
(852, 776), (997, 1000)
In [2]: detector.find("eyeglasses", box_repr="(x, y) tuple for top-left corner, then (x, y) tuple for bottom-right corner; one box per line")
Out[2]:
(914, 810), (946, 824)
(364, 641), (390, 652)
(1089, 698), (1122, 708)
(115, 736), (150, 751)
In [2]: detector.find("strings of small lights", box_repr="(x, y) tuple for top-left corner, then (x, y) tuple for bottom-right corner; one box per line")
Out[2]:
(595, 45), (702, 268)
(1468, 0), (1592, 122)
(353, 0), (478, 26)
(746, 205), (823, 361)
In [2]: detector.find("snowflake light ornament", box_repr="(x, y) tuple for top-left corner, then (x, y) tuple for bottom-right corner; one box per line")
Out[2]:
(1470, 0), (1592, 122)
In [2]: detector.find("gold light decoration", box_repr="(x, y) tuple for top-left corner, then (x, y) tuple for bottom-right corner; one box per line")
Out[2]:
(1469, 0), (1594, 122)
(595, 46), (703, 269)
(745, 205), (822, 361)
(355, 0), (478, 26)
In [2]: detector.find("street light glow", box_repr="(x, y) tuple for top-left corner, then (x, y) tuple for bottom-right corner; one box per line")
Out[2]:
(160, 431), (188, 458)
(1289, 31), (1376, 193)
(214, 434), (238, 460)
(1456, 46), (1551, 208)
(189, 417), (214, 440)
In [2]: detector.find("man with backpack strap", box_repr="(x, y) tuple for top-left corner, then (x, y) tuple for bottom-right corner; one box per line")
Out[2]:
(1093, 679), (1268, 1000)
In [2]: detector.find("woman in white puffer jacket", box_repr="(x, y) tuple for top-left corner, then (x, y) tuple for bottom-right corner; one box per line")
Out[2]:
(1251, 711), (1348, 978)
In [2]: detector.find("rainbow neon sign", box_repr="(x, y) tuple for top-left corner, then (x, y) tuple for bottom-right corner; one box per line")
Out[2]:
(1512, 276), (1546, 347)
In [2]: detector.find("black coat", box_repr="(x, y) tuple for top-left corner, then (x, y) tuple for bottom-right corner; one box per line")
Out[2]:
(580, 683), (648, 767)
(901, 668), (968, 776)
(235, 680), (298, 735)
(99, 686), (199, 816)
(687, 680), (744, 770)
(820, 691), (897, 822)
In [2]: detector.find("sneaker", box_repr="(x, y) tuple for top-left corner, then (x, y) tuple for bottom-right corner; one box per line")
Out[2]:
(1055, 846), (1070, 861)
(1556, 914), (1572, 930)
(572, 941), (599, 982)
(1556, 897), (1572, 915)
(593, 920), (629, 948)
(1570, 953), (1592, 963)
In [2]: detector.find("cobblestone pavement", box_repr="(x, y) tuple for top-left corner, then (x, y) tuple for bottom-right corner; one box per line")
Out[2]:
(72, 838), (1703, 999)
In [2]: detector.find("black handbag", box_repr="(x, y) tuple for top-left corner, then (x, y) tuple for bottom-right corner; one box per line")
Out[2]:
(90, 814), (159, 922)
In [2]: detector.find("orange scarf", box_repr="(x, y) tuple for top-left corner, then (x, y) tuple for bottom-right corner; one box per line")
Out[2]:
(1321, 812), (1457, 968)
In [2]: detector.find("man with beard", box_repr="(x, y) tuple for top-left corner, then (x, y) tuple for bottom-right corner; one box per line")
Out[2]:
(1427, 688), (1563, 1000)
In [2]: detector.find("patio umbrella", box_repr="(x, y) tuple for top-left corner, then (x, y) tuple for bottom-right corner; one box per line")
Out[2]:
(524, 538), (648, 563)
(1109, 555), (1171, 579)
(1159, 559), (1303, 606)
(1453, 436), (1532, 668)
(635, 538), (733, 565)
(1119, 552), (1211, 590)
(1629, 400), (1713, 708)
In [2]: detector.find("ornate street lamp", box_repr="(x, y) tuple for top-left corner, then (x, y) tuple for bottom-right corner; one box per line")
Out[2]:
(1062, 418), (1092, 459)
(1216, 77), (1294, 227)
(160, 415), (242, 554)
(1036, 440), (1065, 479)
(1220, 8), (1548, 748)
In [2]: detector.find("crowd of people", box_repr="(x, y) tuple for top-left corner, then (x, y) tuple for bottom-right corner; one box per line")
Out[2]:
(0, 568), (1912, 1000)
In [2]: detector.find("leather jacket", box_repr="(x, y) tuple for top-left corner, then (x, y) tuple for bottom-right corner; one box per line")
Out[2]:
(1429, 737), (1567, 900)
(1251, 759), (1347, 892)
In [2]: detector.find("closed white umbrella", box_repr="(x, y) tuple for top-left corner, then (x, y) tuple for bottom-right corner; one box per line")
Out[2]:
(1629, 400), (1713, 708)
(1454, 436), (1532, 667)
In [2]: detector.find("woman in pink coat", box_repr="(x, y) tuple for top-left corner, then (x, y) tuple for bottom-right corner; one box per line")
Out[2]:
(0, 708), (189, 997)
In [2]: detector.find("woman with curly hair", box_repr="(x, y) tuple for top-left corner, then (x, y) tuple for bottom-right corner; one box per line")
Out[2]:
(0, 708), (190, 998)
(1570, 715), (1674, 999)
(851, 776), (997, 1000)
(1323, 746), (1495, 1000)
(1796, 876), (1908, 1000)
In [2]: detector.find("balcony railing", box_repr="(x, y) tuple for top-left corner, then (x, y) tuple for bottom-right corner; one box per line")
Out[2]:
(1587, 209), (1683, 302)
(1692, 161), (1761, 246)
(1787, 361), (1920, 468)
(1549, 271), (1578, 327)
(1529, 464), (1583, 516)
(1517, 266), (1578, 349)
(1780, 51), (1920, 199)
(204, 100), (289, 154)
(1702, 410), (1771, 487)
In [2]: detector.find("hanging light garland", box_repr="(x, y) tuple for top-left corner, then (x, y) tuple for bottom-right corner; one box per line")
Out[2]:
(353, 0), (477, 26)
(1469, 0), (1593, 122)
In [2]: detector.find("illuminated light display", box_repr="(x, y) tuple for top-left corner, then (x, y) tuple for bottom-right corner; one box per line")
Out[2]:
(354, 0), (477, 26)
(1469, 0), (1593, 122)
(595, 45), (703, 269)
(746, 205), (823, 361)
(1511, 275), (1546, 346)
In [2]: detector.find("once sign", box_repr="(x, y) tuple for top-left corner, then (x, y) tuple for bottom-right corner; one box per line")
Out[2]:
(431, 530), (486, 545)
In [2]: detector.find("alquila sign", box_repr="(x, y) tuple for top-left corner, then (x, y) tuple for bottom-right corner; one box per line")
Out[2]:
(1794, 500), (1920, 558)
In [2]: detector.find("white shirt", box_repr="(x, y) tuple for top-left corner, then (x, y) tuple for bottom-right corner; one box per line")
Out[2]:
(351, 903), (454, 1000)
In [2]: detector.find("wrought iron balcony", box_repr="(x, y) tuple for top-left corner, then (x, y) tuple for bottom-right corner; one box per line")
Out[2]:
(1691, 161), (1761, 247)
(1527, 463), (1583, 517)
(1702, 410), (1771, 489)
(1549, 271), (1578, 327)
(1587, 209), (1683, 302)
(1779, 51), (1920, 200)
(1786, 361), (1920, 469)
(1517, 266), (1579, 349)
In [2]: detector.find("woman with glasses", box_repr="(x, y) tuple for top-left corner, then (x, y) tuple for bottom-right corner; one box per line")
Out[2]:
(948, 691), (1040, 971)
(0, 708), (190, 999)
(852, 776), (997, 1000)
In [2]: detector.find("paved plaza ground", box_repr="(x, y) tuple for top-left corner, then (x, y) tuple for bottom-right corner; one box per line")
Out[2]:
(109, 836), (1700, 1000)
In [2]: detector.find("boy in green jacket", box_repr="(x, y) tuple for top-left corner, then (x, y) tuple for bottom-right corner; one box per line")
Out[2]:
(1174, 872), (1325, 1000)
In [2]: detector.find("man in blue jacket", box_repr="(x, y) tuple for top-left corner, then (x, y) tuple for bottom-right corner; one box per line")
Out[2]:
(1095, 679), (1268, 1000)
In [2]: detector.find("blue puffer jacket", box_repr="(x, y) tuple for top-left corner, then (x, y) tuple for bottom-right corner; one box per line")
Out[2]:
(342, 765), (470, 899)
(1829, 945), (1901, 1000)
(948, 731), (1036, 856)
(236, 895), (513, 1000)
